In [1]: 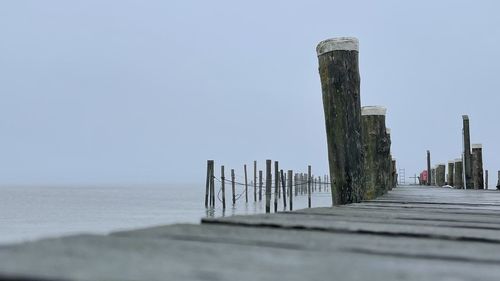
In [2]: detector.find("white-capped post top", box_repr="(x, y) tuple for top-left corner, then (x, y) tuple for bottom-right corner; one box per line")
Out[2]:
(454, 158), (462, 162)
(448, 160), (455, 164)
(472, 144), (482, 149)
(316, 37), (359, 56)
(361, 106), (387, 116)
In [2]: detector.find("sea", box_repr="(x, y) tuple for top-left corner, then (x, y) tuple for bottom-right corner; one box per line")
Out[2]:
(0, 183), (333, 244)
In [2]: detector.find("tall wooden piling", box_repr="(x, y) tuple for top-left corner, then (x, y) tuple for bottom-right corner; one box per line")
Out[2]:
(485, 170), (489, 189)
(447, 161), (454, 187)
(265, 160), (272, 213)
(231, 169), (236, 205)
(471, 144), (484, 189)
(244, 164), (248, 203)
(294, 174), (298, 196)
(392, 159), (397, 189)
(274, 161), (279, 213)
(361, 106), (390, 199)
(497, 171), (500, 190)
(317, 37), (364, 205)
(436, 164), (446, 187)
(288, 170), (293, 211)
(386, 128), (393, 190)
(308, 165), (312, 208)
(253, 161), (257, 202)
(427, 150), (431, 186)
(453, 159), (464, 189)
(463, 115), (473, 189)
(259, 170), (263, 201)
(221, 166), (226, 210)
(280, 170), (286, 210)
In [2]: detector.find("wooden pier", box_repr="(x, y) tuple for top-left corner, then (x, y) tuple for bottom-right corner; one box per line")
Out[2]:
(1, 185), (500, 280)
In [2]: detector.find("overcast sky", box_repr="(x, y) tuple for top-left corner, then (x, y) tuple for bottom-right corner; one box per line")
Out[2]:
(1, 0), (499, 185)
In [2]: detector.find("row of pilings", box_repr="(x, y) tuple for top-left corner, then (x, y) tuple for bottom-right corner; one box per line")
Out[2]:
(422, 115), (494, 189)
(317, 37), (396, 205)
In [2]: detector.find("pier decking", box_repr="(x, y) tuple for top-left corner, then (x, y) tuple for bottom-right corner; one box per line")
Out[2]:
(1, 185), (500, 280)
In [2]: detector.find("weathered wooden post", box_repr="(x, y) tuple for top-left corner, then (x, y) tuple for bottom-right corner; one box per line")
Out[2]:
(463, 115), (473, 189)
(265, 160), (272, 213)
(274, 161), (279, 212)
(447, 161), (454, 187)
(259, 170), (263, 201)
(392, 159), (397, 189)
(436, 164), (446, 187)
(231, 169), (236, 205)
(221, 165), (226, 210)
(244, 164), (248, 203)
(497, 171), (500, 190)
(485, 170), (489, 189)
(427, 150), (431, 186)
(210, 164), (215, 207)
(308, 165), (312, 208)
(317, 37), (364, 205)
(253, 161), (257, 202)
(361, 106), (390, 199)
(205, 160), (213, 208)
(288, 170), (293, 210)
(280, 170), (286, 210)
(386, 128), (392, 190)
(471, 144), (484, 189)
(453, 159), (464, 189)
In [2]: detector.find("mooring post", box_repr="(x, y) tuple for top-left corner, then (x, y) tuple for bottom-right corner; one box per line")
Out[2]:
(280, 170), (286, 210)
(485, 170), (489, 189)
(244, 164), (248, 203)
(259, 170), (263, 202)
(436, 164), (446, 187)
(274, 161), (279, 213)
(497, 171), (500, 190)
(288, 170), (293, 210)
(392, 159), (397, 188)
(205, 160), (212, 208)
(231, 169), (236, 205)
(463, 115), (473, 189)
(361, 106), (390, 199)
(453, 159), (464, 189)
(317, 37), (363, 205)
(308, 165), (312, 208)
(253, 161), (257, 202)
(265, 160), (272, 213)
(386, 128), (393, 190)
(427, 150), (431, 186)
(471, 144), (484, 189)
(210, 163), (215, 207)
(221, 166), (226, 210)
(431, 167), (436, 186)
(447, 161), (454, 187)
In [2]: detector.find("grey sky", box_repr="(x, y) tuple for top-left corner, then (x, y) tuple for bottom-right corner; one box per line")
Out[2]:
(1, 0), (499, 185)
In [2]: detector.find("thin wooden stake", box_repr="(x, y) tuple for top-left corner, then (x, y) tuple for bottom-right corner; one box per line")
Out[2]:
(259, 170), (263, 201)
(308, 165), (312, 208)
(281, 169), (286, 210)
(221, 165), (226, 210)
(231, 169), (236, 205)
(244, 164), (248, 203)
(265, 160), (272, 213)
(253, 161), (257, 202)
(205, 160), (211, 208)
(274, 161), (279, 213)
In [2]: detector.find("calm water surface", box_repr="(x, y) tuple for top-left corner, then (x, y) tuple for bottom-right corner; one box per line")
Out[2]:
(0, 184), (332, 244)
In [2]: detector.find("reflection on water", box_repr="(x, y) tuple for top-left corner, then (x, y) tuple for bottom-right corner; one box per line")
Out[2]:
(0, 184), (331, 244)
